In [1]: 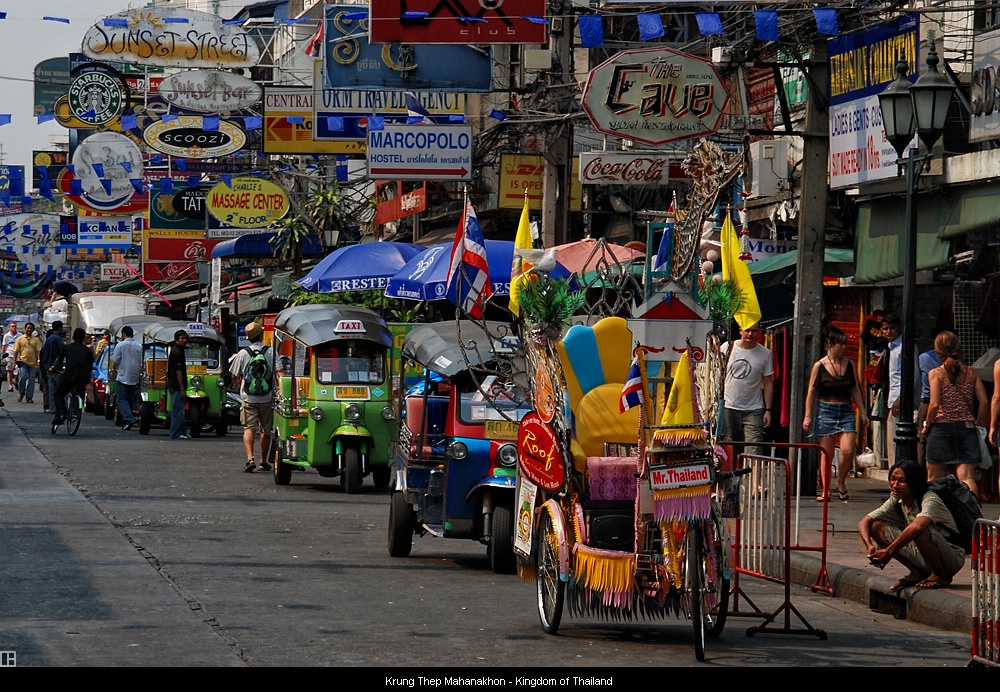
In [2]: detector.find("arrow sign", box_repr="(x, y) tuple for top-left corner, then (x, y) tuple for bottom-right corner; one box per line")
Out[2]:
(366, 124), (472, 182)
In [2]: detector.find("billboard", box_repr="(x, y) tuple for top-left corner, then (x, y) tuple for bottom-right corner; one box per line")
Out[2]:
(369, 0), (546, 45)
(323, 4), (492, 91)
(499, 155), (582, 211)
(34, 57), (70, 116)
(827, 14), (919, 188)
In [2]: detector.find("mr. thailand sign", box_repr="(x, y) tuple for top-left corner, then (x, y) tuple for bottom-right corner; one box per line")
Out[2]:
(582, 47), (730, 147)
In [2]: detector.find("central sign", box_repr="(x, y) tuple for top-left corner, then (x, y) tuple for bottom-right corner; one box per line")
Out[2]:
(582, 47), (730, 147)
(367, 124), (472, 181)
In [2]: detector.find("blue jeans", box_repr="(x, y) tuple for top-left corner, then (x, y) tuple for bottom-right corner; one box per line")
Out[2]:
(48, 371), (60, 411)
(18, 364), (36, 400)
(117, 382), (139, 424)
(169, 389), (187, 438)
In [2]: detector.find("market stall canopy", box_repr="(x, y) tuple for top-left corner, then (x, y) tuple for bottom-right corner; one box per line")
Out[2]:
(552, 239), (643, 275)
(211, 232), (323, 260)
(747, 248), (855, 288)
(295, 242), (423, 293)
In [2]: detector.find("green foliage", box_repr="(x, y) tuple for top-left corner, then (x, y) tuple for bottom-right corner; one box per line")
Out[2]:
(697, 278), (745, 321)
(287, 287), (426, 323)
(518, 275), (587, 332)
(269, 216), (310, 276)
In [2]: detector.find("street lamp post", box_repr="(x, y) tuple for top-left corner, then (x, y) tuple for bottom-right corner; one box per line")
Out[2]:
(877, 42), (956, 464)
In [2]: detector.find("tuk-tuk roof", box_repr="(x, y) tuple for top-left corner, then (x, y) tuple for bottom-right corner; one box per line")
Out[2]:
(143, 320), (224, 345)
(108, 314), (170, 339)
(401, 321), (520, 377)
(274, 304), (391, 348)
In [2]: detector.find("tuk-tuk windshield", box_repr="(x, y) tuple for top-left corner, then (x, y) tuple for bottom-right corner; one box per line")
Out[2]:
(459, 380), (530, 426)
(314, 342), (386, 385)
(185, 342), (221, 372)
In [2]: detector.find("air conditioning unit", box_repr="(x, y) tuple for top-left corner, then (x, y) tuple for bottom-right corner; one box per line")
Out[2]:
(749, 139), (789, 198)
(712, 47), (734, 65)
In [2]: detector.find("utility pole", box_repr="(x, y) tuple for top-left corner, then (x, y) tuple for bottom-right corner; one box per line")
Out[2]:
(789, 40), (829, 493)
(541, 1), (573, 247)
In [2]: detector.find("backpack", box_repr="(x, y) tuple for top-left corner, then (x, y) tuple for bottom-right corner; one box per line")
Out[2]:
(243, 346), (272, 397)
(926, 476), (983, 552)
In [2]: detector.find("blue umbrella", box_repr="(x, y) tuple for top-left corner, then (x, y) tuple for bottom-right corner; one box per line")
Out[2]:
(296, 242), (424, 293)
(385, 240), (574, 302)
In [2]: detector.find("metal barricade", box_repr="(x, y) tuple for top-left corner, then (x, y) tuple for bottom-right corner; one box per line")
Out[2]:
(726, 442), (830, 639)
(971, 518), (1000, 667)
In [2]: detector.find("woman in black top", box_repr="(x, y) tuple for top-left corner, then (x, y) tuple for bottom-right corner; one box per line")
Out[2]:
(803, 326), (869, 502)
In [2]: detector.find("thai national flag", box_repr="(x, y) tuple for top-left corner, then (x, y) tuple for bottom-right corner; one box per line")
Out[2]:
(405, 92), (434, 124)
(620, 355), (643, 413)
(305, 21), (324, 58)
(652, 200), (675, 274)
(446, 202), (492, 319)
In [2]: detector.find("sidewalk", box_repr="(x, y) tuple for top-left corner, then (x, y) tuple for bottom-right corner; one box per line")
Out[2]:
(784, 467), (988, 635)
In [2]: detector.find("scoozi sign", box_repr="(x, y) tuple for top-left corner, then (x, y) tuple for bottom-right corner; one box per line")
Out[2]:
(205, 178), (290, 228)
(582, 47), (729, 147)
(143, 116), (247, 158)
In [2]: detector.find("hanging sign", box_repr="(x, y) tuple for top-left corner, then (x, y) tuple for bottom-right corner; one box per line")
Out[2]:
(81, 8), (261, 68)
(159, 69), (262, 113)
(205, 178), (290, 228)
(70, 132), (144, 211)
(368, 0), (546, 45)
(582, 47), (730, 147)
(579, 151), (671, 186)
(517, 412), (565, 492)
(11, 214), (65, 271)
(68, 67), (125, 126)
(143, 116), (247, 158)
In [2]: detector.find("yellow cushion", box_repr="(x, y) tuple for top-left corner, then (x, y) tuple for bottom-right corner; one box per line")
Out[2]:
(574, 383), (641, 458)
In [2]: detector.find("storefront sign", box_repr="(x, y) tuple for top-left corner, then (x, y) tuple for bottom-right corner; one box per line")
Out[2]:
(159, 69), (261, 112)
(369, 0), (546, 45)
(68, 68), (125, 126)
(582, 47), (730, 147)
(11, 215), (65, 271)
(144, 234), (222, 263)
(33, 151), (67, 189)
(143, 116), (247, 158)
(579, 151), (670, 186)
(263, 87), (365, 155)
(78, 216), (132, 246)
(142, 260), (198, 282)
(517, 412), (565, 492)
(81, 8), (261, 69)
(827, 14), (918, 188)
(499, 154), (581, 211)
(70, 132), (144, 211)
(374, 182), (427, 225)
(101, 263), (129, 282)
(367, 124), (473, 181)
(205, 178), (290, 228)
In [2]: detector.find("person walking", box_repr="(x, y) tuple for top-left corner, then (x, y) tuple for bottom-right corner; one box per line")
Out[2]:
(916, 345), (944, 467)
(167, 329), (189, 440)
(720, 321), (774, 457)
(920, 331), (987, 496)
(51, 328), (94, 426)
(228, 322), (274, 473)
(112, 325), (143, 431)
(3, 321), (19, 393)
(12, 322), (42, 403)
(40, 321), (66, 413)
(803, 326), (869, 502)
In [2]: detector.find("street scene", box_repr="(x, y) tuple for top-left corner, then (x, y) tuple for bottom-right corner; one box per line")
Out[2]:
(1, 0), (1000, 671)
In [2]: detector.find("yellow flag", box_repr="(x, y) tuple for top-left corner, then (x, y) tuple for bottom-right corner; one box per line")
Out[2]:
(509, 195), (533, 317)
(653, 349), (705, 446)
(720, 210), (762, 331)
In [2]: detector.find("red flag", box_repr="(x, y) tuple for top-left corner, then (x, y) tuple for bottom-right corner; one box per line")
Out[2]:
(446, 202), (492, 318)
(305, 21), (324, 58)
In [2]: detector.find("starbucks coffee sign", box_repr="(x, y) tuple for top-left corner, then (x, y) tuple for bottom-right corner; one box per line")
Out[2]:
(69, 70), (124, 126)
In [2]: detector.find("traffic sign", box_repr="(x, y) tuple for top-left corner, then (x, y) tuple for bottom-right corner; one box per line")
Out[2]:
(367, 124), (472, 181)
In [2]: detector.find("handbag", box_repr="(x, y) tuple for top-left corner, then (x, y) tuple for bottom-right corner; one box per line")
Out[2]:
(977, 426), (993, 470)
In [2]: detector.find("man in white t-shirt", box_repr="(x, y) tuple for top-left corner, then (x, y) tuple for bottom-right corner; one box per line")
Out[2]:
(721, 322), (774, 457)
(228, 322), (274, 474)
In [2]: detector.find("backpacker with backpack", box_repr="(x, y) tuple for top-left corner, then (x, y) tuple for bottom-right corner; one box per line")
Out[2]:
(243, 346), (273, 397)
(927, 476), (983, 552)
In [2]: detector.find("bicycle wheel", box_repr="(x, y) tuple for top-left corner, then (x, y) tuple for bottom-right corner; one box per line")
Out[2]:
(67, 395), (82, 436)
(687, 524), (705, 662)
(706, 515), (730, 639)
(536, 509), (565, 635)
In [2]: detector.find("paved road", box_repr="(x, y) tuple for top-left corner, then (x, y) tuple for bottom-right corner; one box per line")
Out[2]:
(0, 399), (971, 668)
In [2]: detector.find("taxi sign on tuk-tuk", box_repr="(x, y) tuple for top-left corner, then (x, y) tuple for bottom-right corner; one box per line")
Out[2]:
(186, 322), (206, 335)
(335, 319), (366, 333)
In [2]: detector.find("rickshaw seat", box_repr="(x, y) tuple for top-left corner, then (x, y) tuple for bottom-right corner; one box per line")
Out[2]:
(146, 360), (168, 387)
(404, 395), (447, 459)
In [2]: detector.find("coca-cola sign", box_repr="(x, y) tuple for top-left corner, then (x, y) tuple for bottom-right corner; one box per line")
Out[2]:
(579, 152), (670, 186)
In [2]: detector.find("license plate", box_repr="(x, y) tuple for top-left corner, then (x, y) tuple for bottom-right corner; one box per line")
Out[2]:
(335, 386), (370, 400)
(484, 419), (519, 441)
(648, 463), (711, 491)
(188, 364), (206, 374)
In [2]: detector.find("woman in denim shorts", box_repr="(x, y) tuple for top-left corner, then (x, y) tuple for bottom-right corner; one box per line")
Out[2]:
(804, 326), (869, 502)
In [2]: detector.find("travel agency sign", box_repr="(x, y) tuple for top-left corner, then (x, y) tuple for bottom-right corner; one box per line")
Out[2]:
(582, 47), (729, 147)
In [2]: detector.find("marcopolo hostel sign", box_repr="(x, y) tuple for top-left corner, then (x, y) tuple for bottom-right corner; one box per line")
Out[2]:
(827, 14), (919, 189)
(582, 47), (729, 147)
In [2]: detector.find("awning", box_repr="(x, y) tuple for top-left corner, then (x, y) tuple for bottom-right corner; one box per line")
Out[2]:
(748, 248), (855, 288)
(853, 192), (953, 284)
(211, 232), (323, 259)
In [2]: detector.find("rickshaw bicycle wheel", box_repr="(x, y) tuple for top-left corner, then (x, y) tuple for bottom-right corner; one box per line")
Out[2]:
(536, 510), (564, 634)
(706, 515), (730, 639)
(687, 523), (706, 662)
(67, 394), (83, 437)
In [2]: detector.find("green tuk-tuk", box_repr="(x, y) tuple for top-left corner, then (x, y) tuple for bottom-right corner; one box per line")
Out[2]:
(105, 314), (170, 424)
(267, 304), (395, 493)
(138, 321), (229, 437)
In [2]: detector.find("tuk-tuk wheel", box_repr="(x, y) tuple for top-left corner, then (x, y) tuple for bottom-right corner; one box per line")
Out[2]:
(272, 438), (291, 486)
(104, 399), (115, 420)
(189, 406), (203, 438)
(138, 403), (152, 435)
(215, 413), (228, 437)
(341, 442), (363, 494)
(372, 465), (391, 490)
(489, 503), (517, 575)
(388, 491), (414, 557)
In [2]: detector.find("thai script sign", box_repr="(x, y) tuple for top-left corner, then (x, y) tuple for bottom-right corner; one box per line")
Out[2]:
(578, 151), (670, 186)
(517, 412), (565, 492)
(375, 182), (427, 225)
(323, 4), (492, 91)
(367, 124), (473, 181)
(827, 14), (919, 188)
(205, 178), (290, 228)
(368, 0), (546, 45)
(582, 47), (730, 147)
(499, 154), (581, 211)
(143, 116), (247, 158)
(159, 69), (261, 112)
(81, 8), (261, 68)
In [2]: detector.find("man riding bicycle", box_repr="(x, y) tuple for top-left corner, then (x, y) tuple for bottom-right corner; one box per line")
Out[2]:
(52, 328), (94, 426)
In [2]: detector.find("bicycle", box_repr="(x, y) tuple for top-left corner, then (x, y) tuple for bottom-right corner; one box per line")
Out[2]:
(49, 371), (84, 437)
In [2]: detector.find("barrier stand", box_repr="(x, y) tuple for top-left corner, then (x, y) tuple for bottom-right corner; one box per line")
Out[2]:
(726, 441), (830, 639)
(971, 518), (1000, 667)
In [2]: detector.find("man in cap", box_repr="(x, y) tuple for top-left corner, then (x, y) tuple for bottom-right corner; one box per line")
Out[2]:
(229, 322), (274, 473)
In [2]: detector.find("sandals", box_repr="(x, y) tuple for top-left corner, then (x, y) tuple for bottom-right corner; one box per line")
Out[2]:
(915, 577), (952, 589)
(889, 576), (922, 593)
(837, 488), (850, 502)
(243, 460), (256, 473)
